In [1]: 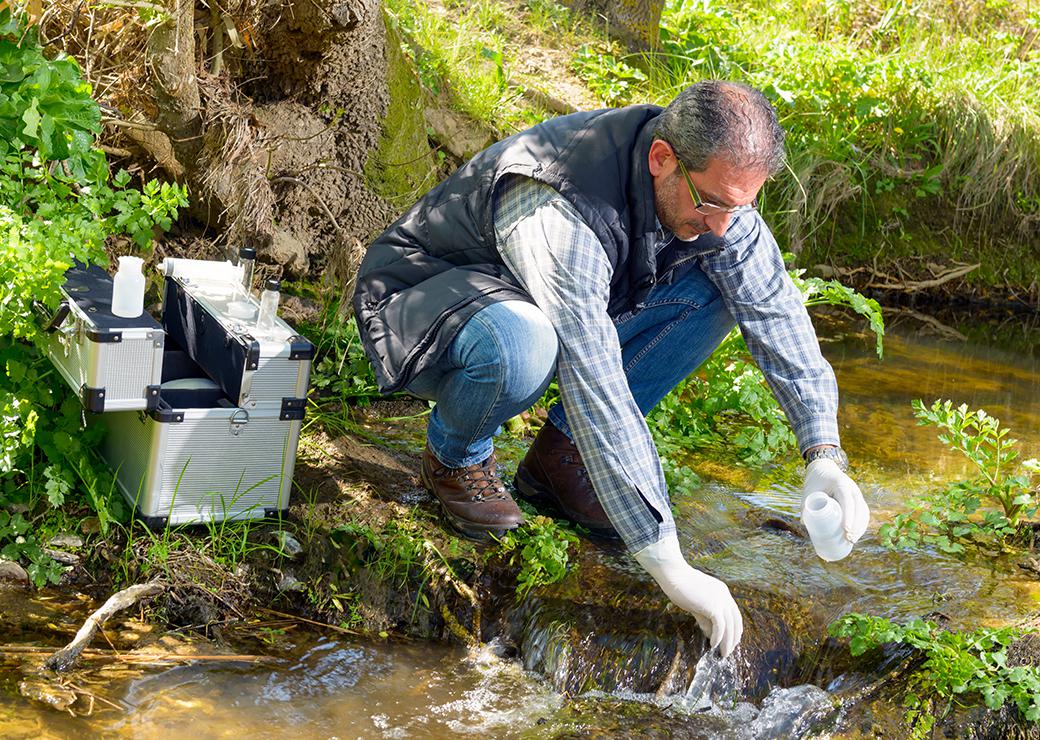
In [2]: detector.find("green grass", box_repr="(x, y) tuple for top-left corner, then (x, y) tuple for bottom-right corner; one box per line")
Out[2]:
(382, 0), (1040, 296)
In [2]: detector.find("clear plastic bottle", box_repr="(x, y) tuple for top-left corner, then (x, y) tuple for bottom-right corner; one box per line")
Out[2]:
(238, 246), (256, 294)
(801, 491), (853, 562)
(111, 256), (146, 318)
(256, 279), (281, 331)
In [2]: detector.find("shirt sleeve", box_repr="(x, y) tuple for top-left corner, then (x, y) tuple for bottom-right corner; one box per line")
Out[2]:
(493, 176), (675, 553)
(698, 211), (841, 453)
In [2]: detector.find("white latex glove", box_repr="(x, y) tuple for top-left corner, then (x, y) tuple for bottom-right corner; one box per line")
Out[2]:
(803, 458), (870, 543)
(634, 535), (743, 657)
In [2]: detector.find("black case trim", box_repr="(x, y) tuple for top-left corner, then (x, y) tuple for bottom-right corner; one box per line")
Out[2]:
(243, 336), (261, 371)
(137, 513), (169, 531)
(280, 397), (307, 421)
(287, 335), (315, 361)
(82, 385), (106, 413)
(145, 385), (161, 410)
(149, 399), (185, 423)
(86, 329), (123, 343)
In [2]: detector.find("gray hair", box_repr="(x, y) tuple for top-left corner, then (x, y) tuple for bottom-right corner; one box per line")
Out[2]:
(654, 80), (786, 176)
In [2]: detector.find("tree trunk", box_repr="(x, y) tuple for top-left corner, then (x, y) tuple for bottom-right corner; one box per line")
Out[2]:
(43, 0), (435, 283)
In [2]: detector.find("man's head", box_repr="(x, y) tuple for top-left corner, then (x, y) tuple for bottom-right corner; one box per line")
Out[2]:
(649, 81), (785, 241)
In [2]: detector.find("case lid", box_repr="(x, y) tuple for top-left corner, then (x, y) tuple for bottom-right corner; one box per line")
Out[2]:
(162, 277), (258, 404)
(63, 262), (162, 334)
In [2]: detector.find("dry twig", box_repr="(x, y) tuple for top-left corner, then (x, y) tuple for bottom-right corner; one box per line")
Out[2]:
(44, 581), (166, 672)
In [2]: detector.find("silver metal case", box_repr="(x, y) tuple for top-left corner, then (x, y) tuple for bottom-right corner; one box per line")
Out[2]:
(43, 264), (164, 412)
(161, 276), (313, 414)
(97, 402), (300, 526)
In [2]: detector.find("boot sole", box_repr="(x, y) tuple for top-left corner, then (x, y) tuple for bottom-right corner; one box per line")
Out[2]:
(421, 465), (522, 543)
(514, 465), (621, 540)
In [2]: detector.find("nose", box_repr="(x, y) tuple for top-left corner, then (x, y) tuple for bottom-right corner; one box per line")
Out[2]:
(708, 211), (734, 238)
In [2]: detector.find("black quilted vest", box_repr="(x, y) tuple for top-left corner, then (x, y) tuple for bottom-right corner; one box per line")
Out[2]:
(352, 105), (724, 393)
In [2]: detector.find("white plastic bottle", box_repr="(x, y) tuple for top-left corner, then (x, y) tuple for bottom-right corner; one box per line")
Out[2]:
(111, 256), (146, 318)
(256, 279), (281, 331)
(801, 491), (853, 562)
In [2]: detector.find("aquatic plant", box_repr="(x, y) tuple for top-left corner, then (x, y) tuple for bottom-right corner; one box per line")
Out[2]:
(495, 514), (579, 599)
(831, 613), (1040, 736)
(881, 399), (1040, 555)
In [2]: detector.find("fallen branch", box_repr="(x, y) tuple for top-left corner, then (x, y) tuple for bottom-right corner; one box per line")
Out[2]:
(255, 606), (361, 636)
(44, 581), (165, 672)
(865, 262), (980, 292)
(2, 644), (269, 664)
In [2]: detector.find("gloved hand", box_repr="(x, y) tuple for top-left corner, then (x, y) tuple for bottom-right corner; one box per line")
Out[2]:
(803, 458), (870, 543)
(634, 535), (743, 657)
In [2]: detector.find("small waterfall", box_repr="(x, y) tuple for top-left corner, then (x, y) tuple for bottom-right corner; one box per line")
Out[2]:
(671, 651), (836, 738)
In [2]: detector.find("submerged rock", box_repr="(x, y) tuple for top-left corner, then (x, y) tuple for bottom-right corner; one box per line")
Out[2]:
(18, 678), (77, 711)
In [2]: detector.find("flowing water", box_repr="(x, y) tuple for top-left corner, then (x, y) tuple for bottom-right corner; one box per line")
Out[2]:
(3, 312), (1040, 738)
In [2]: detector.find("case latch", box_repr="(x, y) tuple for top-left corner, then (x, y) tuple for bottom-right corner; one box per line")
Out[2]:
(229, 408), (250, 436)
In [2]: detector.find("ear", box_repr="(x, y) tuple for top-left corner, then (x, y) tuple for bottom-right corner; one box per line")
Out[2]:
(648, 139), (676, 177)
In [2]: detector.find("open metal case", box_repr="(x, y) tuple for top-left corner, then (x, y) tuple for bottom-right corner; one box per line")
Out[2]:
(43, 262), (314, 528)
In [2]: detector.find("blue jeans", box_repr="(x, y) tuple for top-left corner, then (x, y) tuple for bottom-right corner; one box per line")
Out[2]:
(405, 263), (736, 467)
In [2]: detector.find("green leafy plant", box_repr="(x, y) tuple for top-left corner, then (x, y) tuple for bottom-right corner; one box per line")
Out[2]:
(0, 510), (64, 587)
(303, 299), (381, 404)
(572, 46), (648, 105)
(0, 10), (187, 582)
(830, 613), (1040, 736)
(881, 400), (1039, 555)
(496, 514), (578, 599)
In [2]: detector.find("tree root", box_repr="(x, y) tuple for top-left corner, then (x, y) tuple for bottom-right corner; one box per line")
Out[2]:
(421, 541), (482, 644)
(44, 581), (166, 672)
(439, 604), (478, 647)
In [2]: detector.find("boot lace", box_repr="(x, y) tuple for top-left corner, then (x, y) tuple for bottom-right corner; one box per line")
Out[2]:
(435, 456), (508, 502)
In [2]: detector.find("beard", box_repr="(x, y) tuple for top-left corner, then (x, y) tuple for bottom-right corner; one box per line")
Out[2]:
(652, 170), (706, 242)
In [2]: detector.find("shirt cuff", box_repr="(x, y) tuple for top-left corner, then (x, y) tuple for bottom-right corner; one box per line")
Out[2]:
(793, 414), (841, 456)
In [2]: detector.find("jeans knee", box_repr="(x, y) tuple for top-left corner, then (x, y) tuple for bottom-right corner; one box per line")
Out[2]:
(468, 301), (558, 406)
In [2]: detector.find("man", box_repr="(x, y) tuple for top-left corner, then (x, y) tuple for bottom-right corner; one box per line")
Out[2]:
(353, 81), (870, 658)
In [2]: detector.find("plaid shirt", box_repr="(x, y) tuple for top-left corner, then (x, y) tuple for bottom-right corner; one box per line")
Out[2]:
(494, 176), (839, 553)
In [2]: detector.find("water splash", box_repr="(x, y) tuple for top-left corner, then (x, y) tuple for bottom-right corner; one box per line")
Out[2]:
(668, 650), (835, 738)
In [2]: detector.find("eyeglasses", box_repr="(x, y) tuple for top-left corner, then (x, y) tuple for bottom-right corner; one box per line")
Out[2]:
(675, 156), (758, 216)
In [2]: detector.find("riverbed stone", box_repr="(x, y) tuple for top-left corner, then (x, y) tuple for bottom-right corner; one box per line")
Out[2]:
(18, 678), (77, 711)
(43, 548), (80, 566)
(0, 558), (28, 585)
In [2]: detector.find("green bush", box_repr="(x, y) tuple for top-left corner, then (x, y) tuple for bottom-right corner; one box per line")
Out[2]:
(0, 10), (187, 585)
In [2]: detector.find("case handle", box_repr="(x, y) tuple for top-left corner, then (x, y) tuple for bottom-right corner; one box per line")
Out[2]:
(34, 300), (71, 333)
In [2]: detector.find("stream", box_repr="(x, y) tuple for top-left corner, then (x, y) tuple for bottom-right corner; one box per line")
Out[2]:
(3, 311), (1039, 738)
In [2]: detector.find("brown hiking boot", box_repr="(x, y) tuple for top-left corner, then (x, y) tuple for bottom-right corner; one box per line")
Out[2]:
(514, 422), (619, 538)
(420, 445), (523, 541)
